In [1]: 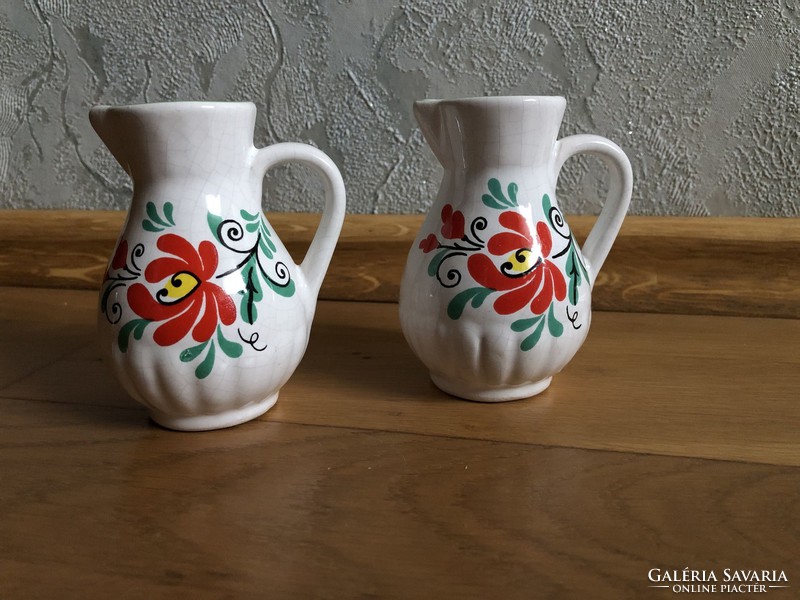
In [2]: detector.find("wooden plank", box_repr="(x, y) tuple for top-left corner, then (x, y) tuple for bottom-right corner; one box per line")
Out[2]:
(1, 397), (798, 600)
(2, 287), (798, 467)
(0, 210), (799, 317)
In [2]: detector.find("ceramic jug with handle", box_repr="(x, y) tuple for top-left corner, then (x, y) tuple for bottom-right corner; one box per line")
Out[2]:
(91, 101), (346, 430)
(399, 96), (632, 401)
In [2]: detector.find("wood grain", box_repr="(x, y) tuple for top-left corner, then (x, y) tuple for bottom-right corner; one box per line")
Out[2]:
(2, 286), (799, 598)
(1, 398), (798, 600)
(2, 287), (798, 467)
(1, 210), (799, 317)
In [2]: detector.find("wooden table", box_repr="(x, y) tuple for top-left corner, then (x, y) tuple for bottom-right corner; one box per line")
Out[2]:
(1, 285), (798, 599)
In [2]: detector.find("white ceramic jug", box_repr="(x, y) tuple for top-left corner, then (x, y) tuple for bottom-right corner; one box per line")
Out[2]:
(91, 101), (346, 430)
(399, 96), (632, 401)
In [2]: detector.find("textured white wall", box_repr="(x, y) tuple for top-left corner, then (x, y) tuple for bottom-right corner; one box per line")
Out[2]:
(1, 1), (798, 216)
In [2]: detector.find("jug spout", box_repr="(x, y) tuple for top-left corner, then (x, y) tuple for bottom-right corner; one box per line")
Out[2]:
(415, 96), (567, 170)
(89, 105), (132, 174)
(413, 100), (449, 167)
(89, 102), (257, 182)
(88, 104), (110, 135)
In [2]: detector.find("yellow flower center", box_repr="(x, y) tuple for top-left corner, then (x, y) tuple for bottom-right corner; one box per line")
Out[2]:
(506, 249), (534, 272)
(160, 272), (200, 302)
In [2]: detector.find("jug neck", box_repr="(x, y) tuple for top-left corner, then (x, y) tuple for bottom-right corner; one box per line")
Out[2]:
(90, 102), (257, 182)
(415, 96), (566, 171)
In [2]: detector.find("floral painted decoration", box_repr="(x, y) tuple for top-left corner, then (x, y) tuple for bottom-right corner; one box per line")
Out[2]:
(127, 235), (236, 346)
(100, 207), (295, 379)
(419, 178), (589, 351)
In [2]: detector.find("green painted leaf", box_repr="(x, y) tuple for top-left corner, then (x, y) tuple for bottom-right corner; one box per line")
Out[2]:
(265, 277), (295, 297)
(507, 182), (519, 206)
(520, 318), (547, 351)
(142, 220), (162, 233)
(487, 178), (505, 203)
(484, 178), (519, 208)
(217, 326), (243, 358)
(180, 340), (209, 362)
(145, 201), (169, 227)
(117, 321), (136, 353)
(492, 178), (516, 207)
(542, 194), (553, 215)
(471, 287), (493, 308)
(133, 319), (149, 340)
(511, 316), (543, 332)
(240, 291), (257, 324)
(195, 341), (216, 379)
(163, 202), (175, 226)
(240, 265), (262, 325)
(245, 221), (259, 233)
(249, 266), (263, 297)
(547, 303), (564, 337)
(240, 209), (260, 221)
(427, 249), (448, 277)
(481, 194), (506, 210)
(207, 212), (223, 241)
(257, 235), (274, 259)
(261, 224), (277, 252)
(447, 287), (490, 320)
(118, 319), (149, 353)
(567, 250), (580, 306)
(566, 246), (590, 306)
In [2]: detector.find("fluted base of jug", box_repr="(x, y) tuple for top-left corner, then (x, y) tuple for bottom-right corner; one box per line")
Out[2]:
(148, 392), (279, 432)
(430, 374), (552, 403)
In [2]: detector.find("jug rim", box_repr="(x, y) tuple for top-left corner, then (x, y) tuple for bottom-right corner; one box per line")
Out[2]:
(91, 100), (256, 113)
(415, 95), (566, 107)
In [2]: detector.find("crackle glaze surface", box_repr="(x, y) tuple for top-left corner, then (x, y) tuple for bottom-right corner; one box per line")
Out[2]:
(1, 1), (798, 216)
(400, 96), (631, 401)
(93, 102), (345, 430)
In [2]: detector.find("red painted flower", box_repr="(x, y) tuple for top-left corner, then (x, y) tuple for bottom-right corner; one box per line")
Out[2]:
(127, 234), (236, 346)
(467, 212), (566, 315)
(419, 233), (439, 253)
(103, 240), (129, 283)
(111, 240), (129, 270)
(440, 204), (465, 239)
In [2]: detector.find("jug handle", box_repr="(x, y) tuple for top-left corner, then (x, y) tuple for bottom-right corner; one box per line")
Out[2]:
(253, 142), (346, 297)
(553, 135), (633, 287)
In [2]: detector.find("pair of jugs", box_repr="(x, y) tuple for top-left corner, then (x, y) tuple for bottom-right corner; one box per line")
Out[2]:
(92, 97), (632, 431)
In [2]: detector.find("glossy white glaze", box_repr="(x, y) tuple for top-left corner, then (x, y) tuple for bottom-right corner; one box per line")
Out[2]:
(400, 96), (632, 401)
(92, 102), (345, 430)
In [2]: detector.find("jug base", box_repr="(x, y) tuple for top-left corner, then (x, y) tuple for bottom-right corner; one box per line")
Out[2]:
(430, 374), (552, 403)
(149, 392), (279, 432)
